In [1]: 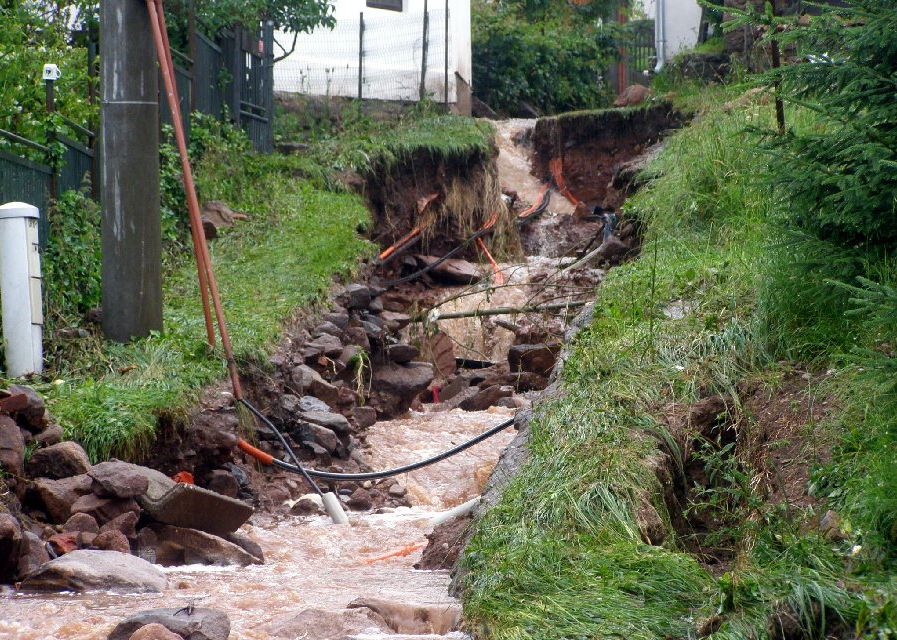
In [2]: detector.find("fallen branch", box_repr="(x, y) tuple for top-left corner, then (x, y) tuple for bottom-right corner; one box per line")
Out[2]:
(418, 300), (587, 322)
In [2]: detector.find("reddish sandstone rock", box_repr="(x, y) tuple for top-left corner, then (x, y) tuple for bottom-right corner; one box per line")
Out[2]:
(27, 441), (91, 479)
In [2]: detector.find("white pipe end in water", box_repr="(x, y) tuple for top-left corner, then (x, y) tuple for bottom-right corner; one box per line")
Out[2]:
(322, 491), (350, 525)
(0, 202), (43, 378)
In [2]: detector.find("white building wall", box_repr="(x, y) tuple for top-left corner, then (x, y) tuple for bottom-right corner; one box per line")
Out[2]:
(640, 0), (703, 60)
(274, 0), (471, 102)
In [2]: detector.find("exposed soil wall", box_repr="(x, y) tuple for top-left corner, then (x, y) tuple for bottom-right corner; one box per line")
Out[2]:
(361, 145), (515, 262)
(531, 103), (682, 210)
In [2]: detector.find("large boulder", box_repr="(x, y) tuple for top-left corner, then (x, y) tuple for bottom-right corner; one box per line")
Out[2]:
(20, 549), (167, 593)
(149, 524), (263, 567)
(30, 474), (94, 522)
(27, 441), (91, 479)
(371, 362), (435, 416)
(0, 513), (24, 584)
(108, 608), (231, 640)
(89, 461), (150, 498)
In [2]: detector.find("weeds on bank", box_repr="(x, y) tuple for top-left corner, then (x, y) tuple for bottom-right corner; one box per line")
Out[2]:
(461, 83), (896, 638)
(43, 127), (372, 461)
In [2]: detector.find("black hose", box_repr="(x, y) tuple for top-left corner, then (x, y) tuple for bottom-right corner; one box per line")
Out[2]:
(239, 399), (325, 497)
(271, 416), (516, 481)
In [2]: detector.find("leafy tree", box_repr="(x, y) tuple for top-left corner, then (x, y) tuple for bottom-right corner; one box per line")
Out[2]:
(186, 0), (334, 61)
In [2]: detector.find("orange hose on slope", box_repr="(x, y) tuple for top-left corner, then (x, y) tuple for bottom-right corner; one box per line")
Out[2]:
(549, 157), (582, 207)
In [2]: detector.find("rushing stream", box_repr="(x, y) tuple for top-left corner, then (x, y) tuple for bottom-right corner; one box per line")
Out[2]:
(0, 407), (516, 639)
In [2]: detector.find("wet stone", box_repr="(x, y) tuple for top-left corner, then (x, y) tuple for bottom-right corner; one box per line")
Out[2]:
(206, 469), (239, 499)
(27, 441), (91, 480)
(299, 411), (351, 437)
(353, 406), (377, 429)
(368, 297), (384, 313)
(294, 422), (339, 454)
(297, 396), (331, 413)
(89, 460), (150, 498)
(0, 513), (24, 583)
(31, 474), (94, 523)
(107, 608), (230, 640)
(100, 511), (139, 539)
(345, 284), (372, 310)
(458, 385), (514, 412)
(127, 623), (184, 640)
(63, 512), (99, 534)
(17, 530), (50, 579)
(347, 488), (373, 511)
(93, 529), (131, 554)
(387, 343), (419, 364)
(70, 494), (140, 526)
(507, 343), (559, 376)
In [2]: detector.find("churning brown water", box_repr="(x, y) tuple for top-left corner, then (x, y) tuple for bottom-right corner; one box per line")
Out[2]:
(0, 408), (516, 640)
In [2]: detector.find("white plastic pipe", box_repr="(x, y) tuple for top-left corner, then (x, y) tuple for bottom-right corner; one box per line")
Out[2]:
(429, 496), (480, 527)
(322, 491), (350, 525)
(0, 202), (43, 378)
(654, 0), (666, 74)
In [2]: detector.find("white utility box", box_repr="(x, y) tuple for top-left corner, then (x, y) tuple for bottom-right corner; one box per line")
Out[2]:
(0, 202), (43, 377)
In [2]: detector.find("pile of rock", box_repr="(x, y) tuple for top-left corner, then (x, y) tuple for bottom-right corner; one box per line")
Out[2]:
(0, 388), (263, 590)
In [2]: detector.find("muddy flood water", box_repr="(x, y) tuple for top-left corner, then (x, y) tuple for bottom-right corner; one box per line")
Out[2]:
(0, 407), (516, 640)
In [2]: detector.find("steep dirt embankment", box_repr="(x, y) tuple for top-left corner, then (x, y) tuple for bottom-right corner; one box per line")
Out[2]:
(532, 103), (682, 210)
(362, 143), (515, 262)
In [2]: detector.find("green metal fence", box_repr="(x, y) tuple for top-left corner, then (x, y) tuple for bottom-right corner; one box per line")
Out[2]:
(0, 18), (273, 245)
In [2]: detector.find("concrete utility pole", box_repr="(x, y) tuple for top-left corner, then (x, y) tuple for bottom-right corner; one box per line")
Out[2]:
(100, 0), (163, 341)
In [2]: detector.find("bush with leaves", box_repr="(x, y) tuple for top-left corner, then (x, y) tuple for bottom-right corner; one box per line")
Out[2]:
(43, 187), (102, 321)
(471, 0), (617, 114)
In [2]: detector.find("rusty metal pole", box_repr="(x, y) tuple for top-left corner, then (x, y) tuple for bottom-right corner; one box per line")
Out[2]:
(100, 0), (163, 341)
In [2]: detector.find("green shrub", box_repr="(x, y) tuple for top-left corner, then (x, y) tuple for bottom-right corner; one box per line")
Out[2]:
(471, 2), (616, 114)
(43, 187), (102, 321)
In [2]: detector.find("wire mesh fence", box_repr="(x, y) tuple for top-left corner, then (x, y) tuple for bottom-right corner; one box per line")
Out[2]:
(275, 4), (455, 104)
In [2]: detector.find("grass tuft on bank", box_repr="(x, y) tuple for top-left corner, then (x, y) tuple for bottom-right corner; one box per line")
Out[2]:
(461, 83), (895, 638)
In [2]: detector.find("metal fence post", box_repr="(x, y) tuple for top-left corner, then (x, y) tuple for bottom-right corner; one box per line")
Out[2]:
(358, 12), (364, 101)
(444, 1), (449, 107)
(264, 20), (274, 152)
(419, 0), (429, 101)
(44, 76), (57, 204)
